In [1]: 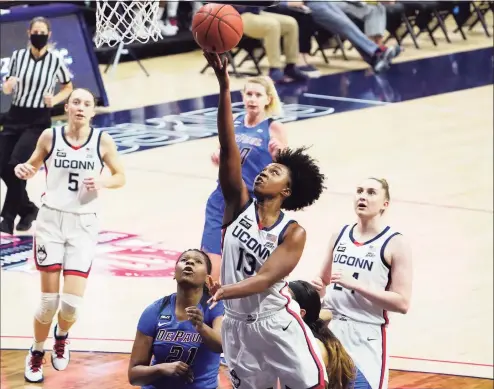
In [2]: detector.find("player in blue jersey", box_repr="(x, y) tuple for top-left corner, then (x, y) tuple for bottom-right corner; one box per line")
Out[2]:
(201, 75), (288, 282)
(128, 249), (224, 389)
(288, 280), (372, 389)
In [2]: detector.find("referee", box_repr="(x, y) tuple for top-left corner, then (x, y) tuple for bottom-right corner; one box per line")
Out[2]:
(0, 16), (73, 234)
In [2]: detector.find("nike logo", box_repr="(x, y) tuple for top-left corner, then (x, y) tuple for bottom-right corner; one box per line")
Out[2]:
(367, 337), (376, 341)
(158, 322), (168, 327)
(282, 322), (292, 331)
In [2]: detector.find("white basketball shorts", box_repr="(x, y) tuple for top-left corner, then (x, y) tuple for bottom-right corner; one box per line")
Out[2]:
(222, 302), (328, 389)
(34, 205), (99, 277)
(330, 315), (389, 389)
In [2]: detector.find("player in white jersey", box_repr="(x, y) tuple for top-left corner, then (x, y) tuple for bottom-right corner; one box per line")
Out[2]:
(14, 88), (126, 383)
(203, 51), (327, 389)
(311, 178), (413, 389)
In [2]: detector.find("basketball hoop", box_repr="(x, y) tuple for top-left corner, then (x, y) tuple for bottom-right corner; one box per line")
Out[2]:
(94, 0), (162, 48)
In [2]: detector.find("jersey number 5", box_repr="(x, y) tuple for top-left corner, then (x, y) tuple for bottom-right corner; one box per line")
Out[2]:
(236, 248), (256, 276)
(165, 345), (198, 365)
(334, 272), (359, 294)
(68, 172), (79, 192)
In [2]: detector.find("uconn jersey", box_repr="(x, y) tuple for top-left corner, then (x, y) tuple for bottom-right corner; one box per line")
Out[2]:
(324, 224), (401, 325)
(221, 199), (296, 314)
(42, 126), (103, 214)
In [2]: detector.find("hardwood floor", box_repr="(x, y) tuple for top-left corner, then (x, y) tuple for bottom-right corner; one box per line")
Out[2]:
(1, 350), (492, 389)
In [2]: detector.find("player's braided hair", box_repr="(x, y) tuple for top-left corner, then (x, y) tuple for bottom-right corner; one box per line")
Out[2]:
(159, 249), (213, 312)
(274, 146), (326, 211)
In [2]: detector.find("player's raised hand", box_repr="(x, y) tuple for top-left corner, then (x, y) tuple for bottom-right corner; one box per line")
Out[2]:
(185, 306), (204, 331)
(83, 177), (103, 191)
(160, 361), (190, 377)
(14, 163), (36, 180)
(203, 50), (229, 88)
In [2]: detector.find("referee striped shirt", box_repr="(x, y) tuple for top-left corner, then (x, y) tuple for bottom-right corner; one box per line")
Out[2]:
(6, 48), (72, 109)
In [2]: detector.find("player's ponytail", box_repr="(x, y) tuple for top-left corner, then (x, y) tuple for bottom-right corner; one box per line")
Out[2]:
(288, 281), (356, 389)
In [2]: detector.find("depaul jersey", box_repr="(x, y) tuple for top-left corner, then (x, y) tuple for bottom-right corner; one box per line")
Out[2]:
(323, 224), (401, 325)
(221, 198), (297, 315)
(41, 126), (103, 214)
(215, 114), (273, 194)
(137, 294), (224, 389)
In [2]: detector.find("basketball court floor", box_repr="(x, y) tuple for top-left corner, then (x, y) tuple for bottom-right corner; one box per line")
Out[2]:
(1, 23), (493, 389)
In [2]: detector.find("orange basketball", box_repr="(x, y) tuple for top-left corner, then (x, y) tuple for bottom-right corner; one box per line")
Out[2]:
(191, 3), (243, 53)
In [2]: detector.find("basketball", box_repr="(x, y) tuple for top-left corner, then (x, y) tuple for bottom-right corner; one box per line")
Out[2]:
(191, 3), (243, 53)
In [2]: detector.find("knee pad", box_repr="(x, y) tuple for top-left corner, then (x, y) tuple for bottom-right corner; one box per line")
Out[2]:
(35, 293), (60, 324)
(59, 293), (84, 323)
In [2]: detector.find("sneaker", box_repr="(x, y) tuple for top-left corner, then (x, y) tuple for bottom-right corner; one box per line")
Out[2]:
(51, 325), (70, 371)
(24, 348), (45, 383)
(16, 206), (39, 232)
(284, 65), (310, 82)
(299, 64), (318, 73)
(372, 48), (392, 74)
(158, 20), (178, 37)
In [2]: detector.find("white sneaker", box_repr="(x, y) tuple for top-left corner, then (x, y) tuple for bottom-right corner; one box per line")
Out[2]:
(158, 20), (178, 36)
(24, 348), (45, 383)
(51, 326), (70, 371)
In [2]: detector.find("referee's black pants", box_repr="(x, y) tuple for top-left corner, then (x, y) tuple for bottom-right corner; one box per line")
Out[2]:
(0, 106), (50, 224)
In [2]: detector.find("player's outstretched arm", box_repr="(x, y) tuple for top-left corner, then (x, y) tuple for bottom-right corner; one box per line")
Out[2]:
(14, 128), (52, 180)
(331, 235), (413, 314)
(203, 51), (249, 224)
(210, 224), (306, 302)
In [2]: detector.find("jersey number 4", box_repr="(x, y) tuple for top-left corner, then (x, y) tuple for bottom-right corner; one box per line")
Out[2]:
(68, 172), (79, 192)
(334, 272), (360, 294)
(165, 345), (198, 365)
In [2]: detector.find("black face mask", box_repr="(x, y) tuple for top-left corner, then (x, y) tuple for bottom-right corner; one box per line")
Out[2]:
(30, 34), (48, 50)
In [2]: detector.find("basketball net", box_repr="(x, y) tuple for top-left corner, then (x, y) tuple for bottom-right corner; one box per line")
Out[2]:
(94, 0), (163, 48)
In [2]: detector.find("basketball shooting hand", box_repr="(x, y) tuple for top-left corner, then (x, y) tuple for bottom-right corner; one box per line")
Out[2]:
(203, 50), (229, 88)
(331, 272), (359, 291)
(83, 177), (103, 191)
(14, 163), (36, 180)
(185, 306), (204, 331)
(43, 93), (54, 108)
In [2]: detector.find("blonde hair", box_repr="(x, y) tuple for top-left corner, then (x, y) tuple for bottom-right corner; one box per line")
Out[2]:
(368, 177), (390, 214)
(243, 76), (282, 117)
(368, 177), (390, 201)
